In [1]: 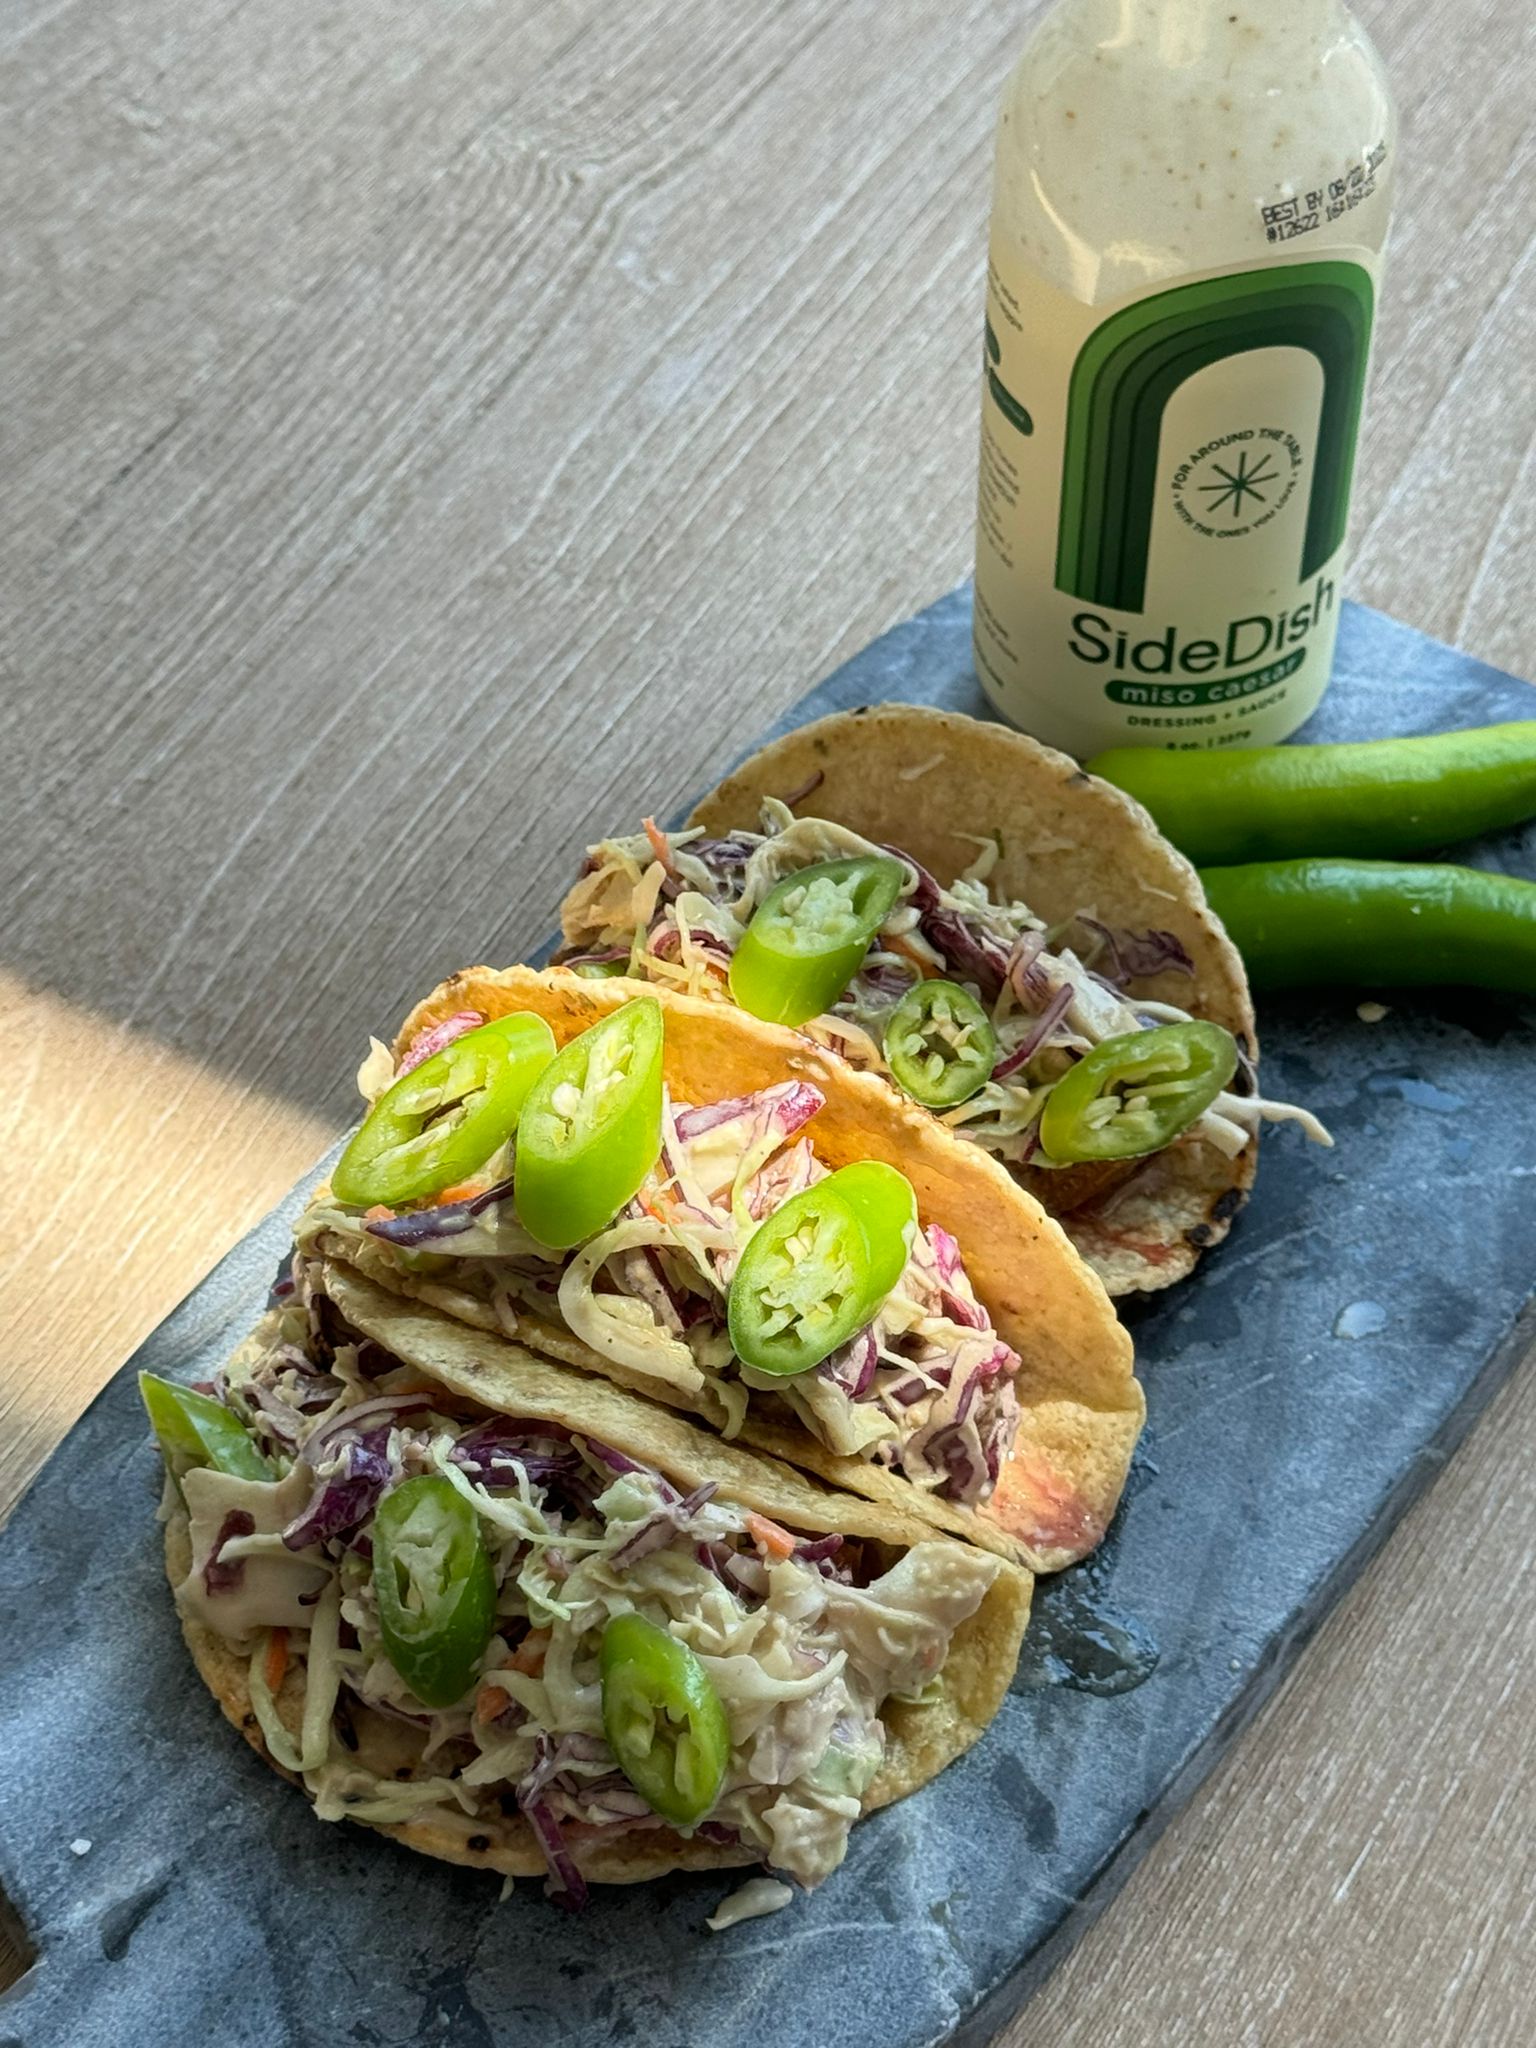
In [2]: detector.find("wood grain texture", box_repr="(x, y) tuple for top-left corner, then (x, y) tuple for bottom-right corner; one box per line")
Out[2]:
(2, 0), (1533, 2033)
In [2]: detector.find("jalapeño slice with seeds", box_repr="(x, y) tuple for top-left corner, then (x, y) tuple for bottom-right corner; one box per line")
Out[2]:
(727, 1160), (916, 1377)
(371, 1474), (497, 1711)
(513, 998), (665, 1250)
(332, 1013), (556, 1210)
(728, 855), (908, 1028)
(885, 978), (999, 1108)
(1037, 1020), (1237, 1164)
(139, 1373), (273, 1482)
(600, 1612), (730, 1829)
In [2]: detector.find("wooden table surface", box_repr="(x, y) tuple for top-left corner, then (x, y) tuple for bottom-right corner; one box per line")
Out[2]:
(5, 0), (1534, 2036)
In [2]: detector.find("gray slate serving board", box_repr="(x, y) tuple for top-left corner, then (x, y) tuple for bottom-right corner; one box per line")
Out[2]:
(3, 591), (1534, 2048)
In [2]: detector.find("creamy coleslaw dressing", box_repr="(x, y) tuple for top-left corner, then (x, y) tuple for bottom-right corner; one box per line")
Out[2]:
(974, 0), (1395, 754)
(168, 1279), (1006, 1902)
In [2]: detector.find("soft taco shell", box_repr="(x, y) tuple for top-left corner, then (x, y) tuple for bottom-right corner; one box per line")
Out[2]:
(687, 702), (1260, 1293)
(330, 964), (1143, 1575)
(169, 1267), (1032, 1886)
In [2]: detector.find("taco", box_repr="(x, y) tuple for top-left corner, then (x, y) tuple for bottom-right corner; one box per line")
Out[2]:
(146, 1260), (1029, 1909)
(302, 968), (1142, 1575)
(553, 703), (1330, 1294)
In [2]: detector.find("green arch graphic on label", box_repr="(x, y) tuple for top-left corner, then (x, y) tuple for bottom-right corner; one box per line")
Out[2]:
(1056, 262), (1374, 613)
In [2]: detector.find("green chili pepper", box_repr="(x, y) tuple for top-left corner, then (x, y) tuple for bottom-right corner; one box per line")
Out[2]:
(1200, 859), (1536, 994)
(600, 1612), (730, 1828)
(514, 998), (665, 1249)
(1087, 723), (1536, 867)
(139, 1372), (273, 1480)
(832, 1161), (921, 1292)
(1038, 1021), (1237, 1165)
(371, 1475), (497, 1710)
(728, 1160), (916, 1377)
(332, 1013), (556, 1210)
(728, 855), (909, 1027)
(885, 978), (998, 1107)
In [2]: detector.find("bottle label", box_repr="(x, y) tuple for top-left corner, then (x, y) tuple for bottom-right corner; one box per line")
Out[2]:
(975, 239), (1379, 754)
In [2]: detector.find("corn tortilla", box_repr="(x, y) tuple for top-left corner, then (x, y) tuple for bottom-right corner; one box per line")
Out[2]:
(320, 966), (1144, 1574)
(168, 1270), (1032, 1886)
(688, 702), (1260, 1293)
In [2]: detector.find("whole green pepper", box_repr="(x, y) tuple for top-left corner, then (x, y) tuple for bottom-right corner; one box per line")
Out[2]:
(1088, 723), (1536, 866)
(1200, 859), (1536, 993)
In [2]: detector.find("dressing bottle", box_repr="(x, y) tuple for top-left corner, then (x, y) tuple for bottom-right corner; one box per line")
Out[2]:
(974, 0), (1395, 754)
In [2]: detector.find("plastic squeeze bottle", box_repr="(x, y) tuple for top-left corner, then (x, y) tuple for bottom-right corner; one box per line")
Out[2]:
(973, 0), (1395, 755)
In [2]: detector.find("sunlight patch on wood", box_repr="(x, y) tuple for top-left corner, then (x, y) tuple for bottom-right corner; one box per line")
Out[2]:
(0, 970), (336, 1526)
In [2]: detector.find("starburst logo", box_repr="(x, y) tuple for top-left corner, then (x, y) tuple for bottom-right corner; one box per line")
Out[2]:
(1169, 428), (1304, 540)
(1197, 449), (1278, 516)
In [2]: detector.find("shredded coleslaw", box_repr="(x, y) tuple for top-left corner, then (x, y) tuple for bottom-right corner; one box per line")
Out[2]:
(554, 802), (1331, 1169)
(163, 1278), (998, 1905)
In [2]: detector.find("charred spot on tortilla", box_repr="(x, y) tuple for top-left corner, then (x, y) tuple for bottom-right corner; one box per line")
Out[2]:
(779, 768), (824, 808)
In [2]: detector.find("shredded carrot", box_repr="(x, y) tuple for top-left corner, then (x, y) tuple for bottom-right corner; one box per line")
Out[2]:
(510, 1628), (551, 1676)
(363, 1204), (395, 1224)
(475, 1629), (551, 1720)
(885, 934), (941, 978)
(642, 816), (673, 871)
(434, 1183), (483, 1206)
(745, 1513), (797, 1560)
(264, 1628), (289, 1694)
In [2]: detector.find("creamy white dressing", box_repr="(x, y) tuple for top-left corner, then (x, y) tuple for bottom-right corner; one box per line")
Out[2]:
(176, 1463), (330, 1636)
(167, 1292), (1003, 1900)
(994, 0), (1395, 303)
